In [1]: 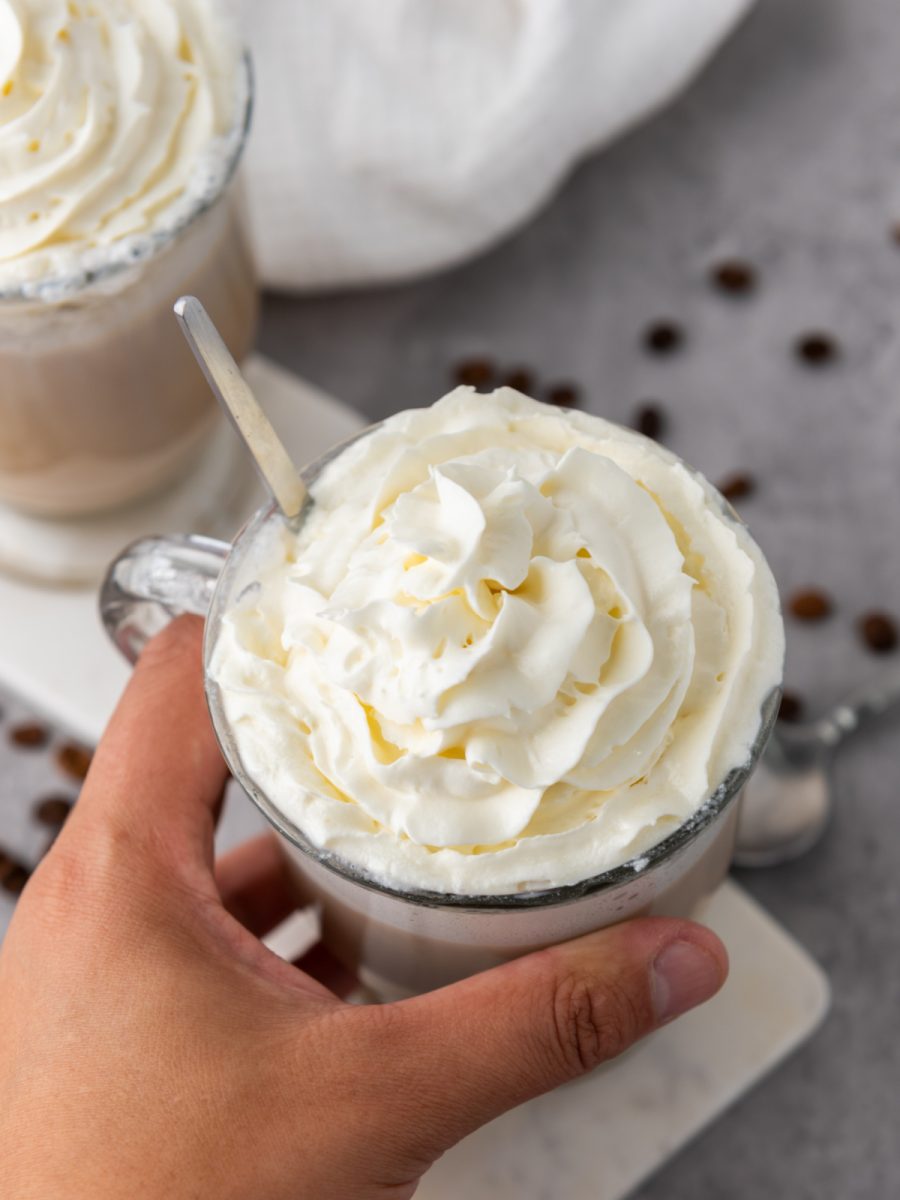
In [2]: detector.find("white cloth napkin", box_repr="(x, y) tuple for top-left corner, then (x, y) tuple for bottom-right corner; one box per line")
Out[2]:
(239, 0), (753, 292)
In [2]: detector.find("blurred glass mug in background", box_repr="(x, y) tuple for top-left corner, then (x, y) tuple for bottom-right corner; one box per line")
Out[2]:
(0, 11), (257, 521)
(100, 418), (782, 1000)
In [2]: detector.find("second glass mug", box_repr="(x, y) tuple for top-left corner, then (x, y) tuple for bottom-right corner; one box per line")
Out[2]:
(100, 430), (780, 999)
(0, 55), (257, 520)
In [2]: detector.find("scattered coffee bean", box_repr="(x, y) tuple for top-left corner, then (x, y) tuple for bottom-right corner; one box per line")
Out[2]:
(795, 332), (839, 366)
(891, 223), (900, 247)
(858, 611), (898, 654)
(454, 358), (495, 389)
(503, 368), (535, 394)
(717, 471), (757, 502)
(546, 382), (581, 408)
(642, 321), (685, 356)
(0, 848), (30, 895)
(1, 864), (30, 896)
(789, 588), (833, 621)
(34, 795), (74, 827)
(634, 403), (666, 440)
(55, 742), (93, 781)
(9, 721), (50, 749)
(710, 259), (757, 296)
(778, 691), (805, 723)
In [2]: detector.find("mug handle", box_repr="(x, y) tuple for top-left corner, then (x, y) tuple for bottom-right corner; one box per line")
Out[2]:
(99, 534), (230, 665)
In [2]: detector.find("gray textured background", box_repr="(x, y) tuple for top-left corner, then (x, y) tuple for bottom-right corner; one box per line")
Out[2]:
(2, 0), (900, 1195)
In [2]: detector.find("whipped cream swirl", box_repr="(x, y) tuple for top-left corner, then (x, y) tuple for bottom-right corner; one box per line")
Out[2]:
(0, 0), (240, 289)
(212, 389), (783, 895)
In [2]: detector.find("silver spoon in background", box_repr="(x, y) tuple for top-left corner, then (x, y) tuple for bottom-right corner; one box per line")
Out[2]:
(735, 665), (900, 868)
(173, 295), (307, 520)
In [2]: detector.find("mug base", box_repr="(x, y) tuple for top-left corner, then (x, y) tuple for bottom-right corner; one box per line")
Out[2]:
(0, 419), (253, 586)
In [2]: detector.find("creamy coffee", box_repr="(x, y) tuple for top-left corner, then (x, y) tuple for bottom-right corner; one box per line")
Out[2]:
(0, 0), (255, 518)
(211, 389), (784, 898)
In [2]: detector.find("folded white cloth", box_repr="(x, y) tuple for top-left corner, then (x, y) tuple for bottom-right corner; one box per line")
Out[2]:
(239, 0), (753, 292)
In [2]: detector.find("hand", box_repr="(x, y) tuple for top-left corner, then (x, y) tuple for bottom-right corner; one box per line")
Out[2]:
(0, 618), (727, 1200)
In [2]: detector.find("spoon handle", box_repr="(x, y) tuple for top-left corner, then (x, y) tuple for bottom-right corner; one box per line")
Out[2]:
(174, 296), (307, 519)
(811, 665), (900, 748)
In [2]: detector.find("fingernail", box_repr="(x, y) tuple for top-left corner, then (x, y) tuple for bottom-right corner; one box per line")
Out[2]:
(651, 939), (724, 1024)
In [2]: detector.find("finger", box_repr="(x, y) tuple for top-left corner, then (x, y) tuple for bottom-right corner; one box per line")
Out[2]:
(216, 834), (300, 937)
(74, 616), (227, 866)
(385, 917), (727, 1155)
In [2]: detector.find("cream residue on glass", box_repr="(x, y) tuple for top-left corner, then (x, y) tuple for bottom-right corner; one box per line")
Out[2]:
(0, 0), (240, 291)
(211, 389), (784, 895)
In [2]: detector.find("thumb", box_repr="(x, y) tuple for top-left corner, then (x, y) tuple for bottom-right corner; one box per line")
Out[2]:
(390, 917), (727, 1155)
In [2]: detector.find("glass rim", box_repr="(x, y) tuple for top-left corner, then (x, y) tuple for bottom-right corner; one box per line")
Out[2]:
(203, 421), (783, 914)
(0, 50), (253, 305)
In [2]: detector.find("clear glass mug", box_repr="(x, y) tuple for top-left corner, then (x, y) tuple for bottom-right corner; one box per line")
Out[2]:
(100, 431), (781, 998)
(0, 55), (257, 520)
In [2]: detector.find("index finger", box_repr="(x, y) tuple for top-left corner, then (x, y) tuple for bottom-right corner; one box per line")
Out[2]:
(74, 616), (228, 867)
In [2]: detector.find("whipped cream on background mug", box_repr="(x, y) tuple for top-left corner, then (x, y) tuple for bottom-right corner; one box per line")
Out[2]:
(0, 0), (255, 528)
(102, 389), (784, 996)
(0, 0), (239, 288)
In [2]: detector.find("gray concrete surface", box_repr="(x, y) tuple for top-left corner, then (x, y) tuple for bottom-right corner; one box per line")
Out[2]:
(2, 0), (899, 1194)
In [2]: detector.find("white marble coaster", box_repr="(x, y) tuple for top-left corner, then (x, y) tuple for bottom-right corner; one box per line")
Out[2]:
(251, 869), (828, 1200)
(417, 880), (829, 1200)
(0, 358), (830, 1199)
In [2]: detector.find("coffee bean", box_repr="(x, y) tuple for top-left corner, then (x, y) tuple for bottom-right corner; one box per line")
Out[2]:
(503, 368), (535, 394)
(546, 382), (581, 408)
(634, 403), (666, 440)
(778, 691), (805, 723)
(34, 795), (74, 827)
(795, 332), (839, 366)
(55, 742), (93, 781)
(454, 358), (495, 389)
(710, 260), (757, 296)
(643, 321), (685, 356)
(1, 865), (31, 896)
(718, 472), (756, 502)
(9, 721), (50, 749)
(0, 848), (30, 895)
(858, 611), (898, 654)
(891, 223), (900, 247)
(789, 588), (833, 621)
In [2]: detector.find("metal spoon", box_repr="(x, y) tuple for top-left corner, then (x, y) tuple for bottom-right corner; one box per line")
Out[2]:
(173, 295), (307, 520)
(735, 665), (900, 867)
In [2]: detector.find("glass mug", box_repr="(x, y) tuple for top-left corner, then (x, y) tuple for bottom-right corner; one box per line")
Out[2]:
(100, 430), (781, 998)
(0, 55), (257, 521)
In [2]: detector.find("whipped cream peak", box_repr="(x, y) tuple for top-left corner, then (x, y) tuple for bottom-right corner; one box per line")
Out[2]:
(0, 0), (241, 293)
(211, 389), (784, 895)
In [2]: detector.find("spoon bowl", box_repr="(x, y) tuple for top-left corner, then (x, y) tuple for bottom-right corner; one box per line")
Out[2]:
(735, 666), (900, 867)
(734, 736), (831, 868)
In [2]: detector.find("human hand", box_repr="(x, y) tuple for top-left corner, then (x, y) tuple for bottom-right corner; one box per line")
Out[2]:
(0, 618), (727, 1200)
